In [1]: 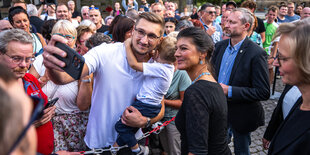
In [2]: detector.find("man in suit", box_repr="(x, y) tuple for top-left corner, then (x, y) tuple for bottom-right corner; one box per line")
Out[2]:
(211, 8), (270, 155)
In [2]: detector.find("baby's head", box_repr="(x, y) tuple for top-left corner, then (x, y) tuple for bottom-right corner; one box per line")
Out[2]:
(156, 36), (177, 64)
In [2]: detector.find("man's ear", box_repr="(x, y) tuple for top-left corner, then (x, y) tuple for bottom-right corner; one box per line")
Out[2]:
(244, 22), (251, 31)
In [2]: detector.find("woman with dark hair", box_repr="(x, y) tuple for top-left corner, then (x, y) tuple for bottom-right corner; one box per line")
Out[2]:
(105, 15), (127, 40)
(41, 19), (57, 43)
(174, 27), (231, 155)
(8, 6), (46, 57)
(164, 17), (177, 36)
(112, 17), (135, 42)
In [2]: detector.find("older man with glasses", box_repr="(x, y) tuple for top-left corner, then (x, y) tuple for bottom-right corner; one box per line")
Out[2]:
(200, 3), (223, 43)
(285, 2), (300, 22)
(0, 29), (55, 154)
(81, 6), (89, 20)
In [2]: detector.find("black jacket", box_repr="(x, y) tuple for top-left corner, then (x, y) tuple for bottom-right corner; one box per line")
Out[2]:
(211, 37), (270, 133)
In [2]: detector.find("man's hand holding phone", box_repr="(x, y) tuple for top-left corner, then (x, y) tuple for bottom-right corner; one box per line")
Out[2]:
(43, 35), (68, 71)
(43, 35), (85, 82)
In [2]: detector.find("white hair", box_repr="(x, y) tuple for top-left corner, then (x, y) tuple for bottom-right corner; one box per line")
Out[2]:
(81, 5), (89, 13)
(80, 19), (96, 28)
(0, 29), (33, 54)
(26, 4), (38, 16)
(67, 0), (74, 5)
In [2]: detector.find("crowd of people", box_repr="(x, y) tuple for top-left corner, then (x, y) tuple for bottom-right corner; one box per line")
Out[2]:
(0, 0), (310, 155)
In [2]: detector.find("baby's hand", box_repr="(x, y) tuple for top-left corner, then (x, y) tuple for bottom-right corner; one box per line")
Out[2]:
(124, 38), (132, 48)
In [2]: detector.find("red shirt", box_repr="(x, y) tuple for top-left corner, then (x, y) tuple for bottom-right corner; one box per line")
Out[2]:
(23, 73), (54, 154)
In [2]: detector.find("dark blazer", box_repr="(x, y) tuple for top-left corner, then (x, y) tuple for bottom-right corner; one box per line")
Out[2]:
(30, 16), (44, 33)
(211, 37), (270, 133)
(267, 97), (310, 155)
(263, 85), (303, 141)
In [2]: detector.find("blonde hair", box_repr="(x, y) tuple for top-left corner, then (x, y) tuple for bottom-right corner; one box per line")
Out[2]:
(51, 20), (77, 39)
(274, 18), (310, 84)
(157, 36), (177, 63)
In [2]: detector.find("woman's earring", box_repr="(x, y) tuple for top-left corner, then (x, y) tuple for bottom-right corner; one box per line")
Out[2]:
(199, 60), (203, 64)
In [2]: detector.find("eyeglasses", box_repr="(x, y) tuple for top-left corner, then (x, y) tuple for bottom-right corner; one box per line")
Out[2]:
(134, 28), (161, 43)
(82, 13), (88, 15)
(274, 52), (292, 66)
(4, 53), (35, 64)
(204, 11), (216, 14)
(8, 96), (44, 154)
(53, 33), (76, 42)
(89, 7), (99, 10)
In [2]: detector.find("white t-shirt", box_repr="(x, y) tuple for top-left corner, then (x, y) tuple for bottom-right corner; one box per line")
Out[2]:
(40, 14), (56, 21)
(32, 55), (80, 114)
(83, 42), (146, 148)
(137, 62), (174, 105)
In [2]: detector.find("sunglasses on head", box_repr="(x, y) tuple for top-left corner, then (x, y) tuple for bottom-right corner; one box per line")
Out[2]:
(89, 7), (99, 10)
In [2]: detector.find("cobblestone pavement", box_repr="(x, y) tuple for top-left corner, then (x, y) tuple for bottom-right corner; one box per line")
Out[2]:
(149, 78), (285, 155)
(229, 78), (285, 155)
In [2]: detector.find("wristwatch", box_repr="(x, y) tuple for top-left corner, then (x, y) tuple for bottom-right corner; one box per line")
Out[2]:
(81, 78), (91, 83)
(145, 117), (151, 128)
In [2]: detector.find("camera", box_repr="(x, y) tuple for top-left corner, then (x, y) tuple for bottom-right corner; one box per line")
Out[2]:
(44, 0), (57, 5)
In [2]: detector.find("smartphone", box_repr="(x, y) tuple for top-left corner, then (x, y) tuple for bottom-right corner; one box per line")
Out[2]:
(54, 42), (85, 80)
(45, 97), (59, 109)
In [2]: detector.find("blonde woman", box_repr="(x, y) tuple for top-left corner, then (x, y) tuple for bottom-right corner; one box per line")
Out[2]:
(29, 20), (89, 152)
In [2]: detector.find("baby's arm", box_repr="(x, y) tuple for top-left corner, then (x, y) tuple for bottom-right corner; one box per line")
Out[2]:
(124, 38), (144, 72)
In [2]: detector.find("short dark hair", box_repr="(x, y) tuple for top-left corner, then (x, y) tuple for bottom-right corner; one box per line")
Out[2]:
(268, 5), (279, 13)
(164, 17), (178, 25)
(56, 3), (68, 11)
(177, 27), (214, 62)
(226, 1), (237, 8)
(279, 4), (288, 10)
(8, 6), (29, 26)
(136, 12), (165, 36)
(241, 0), (257, 10)
(200, 3), (214, 12)
(86, 33), (112, 49)
(41, 19), (57, 42)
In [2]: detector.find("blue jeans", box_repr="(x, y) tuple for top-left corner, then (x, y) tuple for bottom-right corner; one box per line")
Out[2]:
(228, 126), (251, 155)
(115, 100), (161, 147)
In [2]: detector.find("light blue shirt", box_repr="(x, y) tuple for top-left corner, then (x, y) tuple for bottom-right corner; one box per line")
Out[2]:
(122, 0), (138, 11)
(284, 14), (300, 22)
(200, 19), (223, 43)
(282, 86), (302, 119)
(218, 38), (245, 98)
(215, 15), (222, 24)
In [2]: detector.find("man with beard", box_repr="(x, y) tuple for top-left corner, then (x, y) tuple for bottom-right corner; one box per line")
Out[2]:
(301, 7), (310, 20)
(0, 29), (55, 154)
(42, 12), (165, 154)
(211, 8), (270, 155)
(285, 2), (300, 22)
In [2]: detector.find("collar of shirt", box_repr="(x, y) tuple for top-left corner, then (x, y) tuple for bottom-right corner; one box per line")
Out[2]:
(227, 37), (246, 54)
(199, 18), (216, 29)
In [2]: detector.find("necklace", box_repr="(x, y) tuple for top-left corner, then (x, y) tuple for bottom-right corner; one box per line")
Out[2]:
(192, 72), (210, 84)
